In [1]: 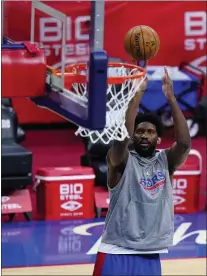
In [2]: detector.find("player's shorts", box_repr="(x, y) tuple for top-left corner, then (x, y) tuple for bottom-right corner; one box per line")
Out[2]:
(93, 252), (161, 276)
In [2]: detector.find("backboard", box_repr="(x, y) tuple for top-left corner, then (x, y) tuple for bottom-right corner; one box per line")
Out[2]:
(30, 1), (108, 130)
(2, 0), (108, 130)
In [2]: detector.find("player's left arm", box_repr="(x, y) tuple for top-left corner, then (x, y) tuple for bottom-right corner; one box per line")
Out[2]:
(162, 67), (191, 174)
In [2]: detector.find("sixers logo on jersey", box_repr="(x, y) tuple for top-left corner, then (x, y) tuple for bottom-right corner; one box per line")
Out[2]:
(138, 171), (166, 196)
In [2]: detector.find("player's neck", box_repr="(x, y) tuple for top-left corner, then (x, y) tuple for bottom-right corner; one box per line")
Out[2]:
(137, 150), (156, 159)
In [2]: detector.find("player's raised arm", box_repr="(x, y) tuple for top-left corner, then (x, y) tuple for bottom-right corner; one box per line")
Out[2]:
(107, 76), (148, 167)
(162, 67), (191, 174)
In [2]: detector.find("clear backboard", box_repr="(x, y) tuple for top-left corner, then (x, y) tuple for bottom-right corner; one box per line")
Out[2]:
(30, 1), (108, 130)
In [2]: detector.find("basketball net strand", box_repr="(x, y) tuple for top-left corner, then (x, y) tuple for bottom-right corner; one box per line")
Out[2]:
(73, 66), (146, 144)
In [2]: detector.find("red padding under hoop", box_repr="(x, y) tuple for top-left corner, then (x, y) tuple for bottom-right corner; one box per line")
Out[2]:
(2, 42), (46, 98)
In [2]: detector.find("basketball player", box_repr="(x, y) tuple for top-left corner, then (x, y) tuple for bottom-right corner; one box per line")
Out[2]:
(93, 67), (191, 276)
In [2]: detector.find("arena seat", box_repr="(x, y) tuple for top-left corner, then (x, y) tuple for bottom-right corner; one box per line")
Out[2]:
(187, 96), (207, 138)
(1, 98), (25, 143)
(80, 138), (111, 188)
(194, 96), (207, 136)
(1, 105), (32, 192)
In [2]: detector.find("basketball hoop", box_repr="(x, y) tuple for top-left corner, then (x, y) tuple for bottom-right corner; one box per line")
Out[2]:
(57, 62), (146, 144)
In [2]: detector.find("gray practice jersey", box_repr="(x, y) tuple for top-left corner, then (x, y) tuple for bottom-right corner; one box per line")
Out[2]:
(101, 150), (174, 251)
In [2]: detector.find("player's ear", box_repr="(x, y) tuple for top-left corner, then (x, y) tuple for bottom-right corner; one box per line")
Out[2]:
(157, 137), (161, 144)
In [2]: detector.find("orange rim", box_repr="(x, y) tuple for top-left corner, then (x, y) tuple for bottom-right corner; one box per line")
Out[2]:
(48, 62), (146, 85)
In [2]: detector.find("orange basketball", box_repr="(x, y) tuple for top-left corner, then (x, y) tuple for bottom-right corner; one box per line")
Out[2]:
(124, 25), (160, 61)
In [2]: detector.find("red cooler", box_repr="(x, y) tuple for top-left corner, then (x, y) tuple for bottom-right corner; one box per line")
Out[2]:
(35, 167), (95, 220)
(173, 149), (202, 214)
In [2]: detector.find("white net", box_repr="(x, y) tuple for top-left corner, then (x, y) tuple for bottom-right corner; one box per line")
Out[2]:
(73, 65), (146, 144)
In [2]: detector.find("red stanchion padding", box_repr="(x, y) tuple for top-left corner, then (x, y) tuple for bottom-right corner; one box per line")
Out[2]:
(173, 149), (202, 214)
(2, 43), (46, 98)
(35, 167), (95, 220)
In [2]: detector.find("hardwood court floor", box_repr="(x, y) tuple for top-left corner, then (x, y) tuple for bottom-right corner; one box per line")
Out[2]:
(2, 258), (206, 275)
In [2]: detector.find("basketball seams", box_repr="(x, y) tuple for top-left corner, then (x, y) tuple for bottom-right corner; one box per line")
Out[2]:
(145, 26), (158, 56)
(124, 25), (160, 61)
(129, 27), (137, 60)
(140, 25), (146, 61)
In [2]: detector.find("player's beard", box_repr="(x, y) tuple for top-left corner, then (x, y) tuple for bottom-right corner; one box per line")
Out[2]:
(135, 142), (156, 158)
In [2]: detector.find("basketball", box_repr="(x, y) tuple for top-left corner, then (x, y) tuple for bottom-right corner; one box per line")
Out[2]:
(124, 25), (160, 61)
